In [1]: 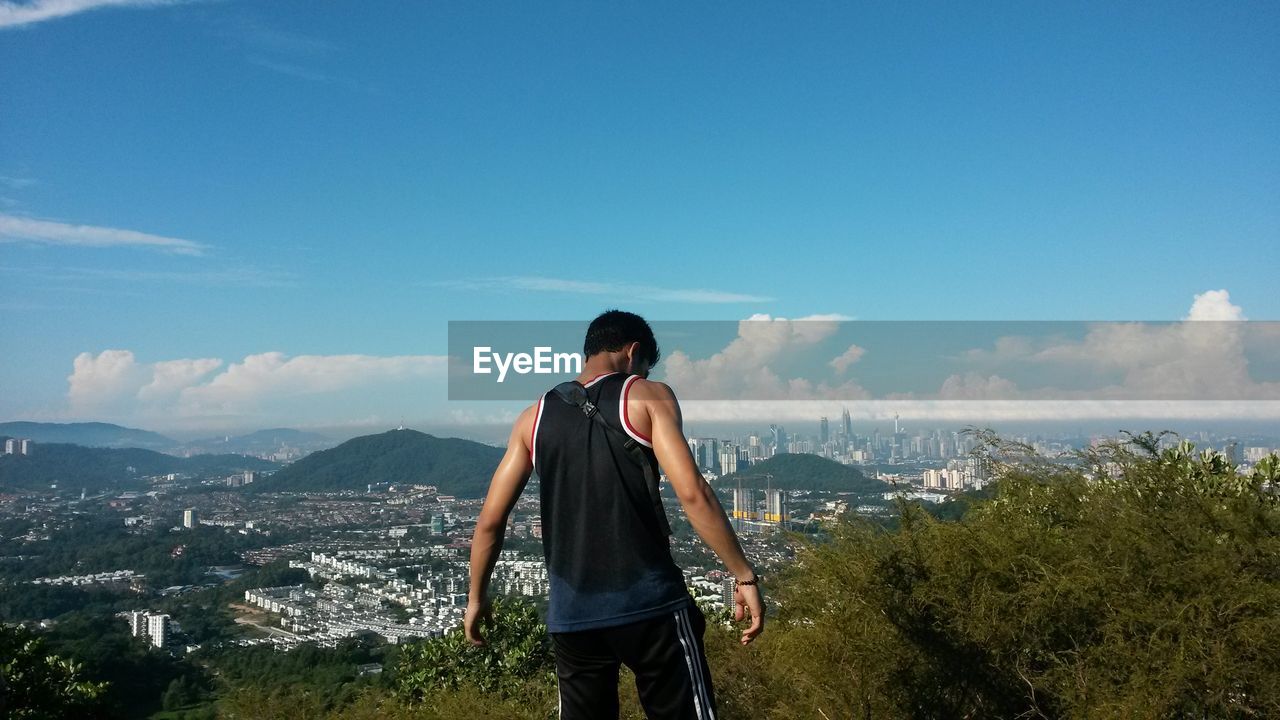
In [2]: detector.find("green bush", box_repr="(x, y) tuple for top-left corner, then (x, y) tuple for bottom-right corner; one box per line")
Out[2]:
(750, 434), (1280, 719)
(0, 624), (108, 719)
(395, 598), (555, 701)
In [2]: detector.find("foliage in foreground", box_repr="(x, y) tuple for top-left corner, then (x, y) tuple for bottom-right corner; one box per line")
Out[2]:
(218, 599), (558, 720)
(395, 598), (555, 700)
(212, 637), (391, 718)
(739, 434), (1280, 719)
(0, 624), (108, 719)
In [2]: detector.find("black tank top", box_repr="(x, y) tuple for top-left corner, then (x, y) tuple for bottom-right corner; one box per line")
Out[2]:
(532, 372), (691, 632)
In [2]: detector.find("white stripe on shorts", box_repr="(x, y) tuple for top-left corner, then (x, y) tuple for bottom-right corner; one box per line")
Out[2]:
(673, 607), (715, 719)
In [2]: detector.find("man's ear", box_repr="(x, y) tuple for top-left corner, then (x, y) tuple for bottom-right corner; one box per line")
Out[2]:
(625, 341), (641, 365)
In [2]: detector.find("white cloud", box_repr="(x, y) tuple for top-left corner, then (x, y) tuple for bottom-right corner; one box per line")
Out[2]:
(68, 349), (149, 414)
(1185, 289), (1245, 321)
(434, 276), (773, 304)
(828, 344), (866, 375)
(224, 16), (335, 56)
(0, 264), (295, 288)
(66, 350), (448, 426)
(937, 373), (1022, 400)
(653, 292), (1279, 408)
(662, 314), (870, 400)
(54, 291), (1280, 432)
(942, 290), (1278, 401)
(678, 399), (1280, 423)
(178, 352), (446, 415)
(138, 358), (223, 404)
(0, 175), (36, 189)
(0, 213), (206, 254)
(0, 0), (185, 29)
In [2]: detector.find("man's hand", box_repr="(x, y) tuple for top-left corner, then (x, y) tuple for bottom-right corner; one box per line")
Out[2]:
(463, 598), (493, 647)
(734, 582), (765, 645)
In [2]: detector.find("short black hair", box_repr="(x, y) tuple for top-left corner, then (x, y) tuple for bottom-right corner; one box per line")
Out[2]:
(583, 309), (660, 367)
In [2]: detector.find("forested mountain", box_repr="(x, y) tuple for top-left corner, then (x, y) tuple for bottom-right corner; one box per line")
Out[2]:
(0, 422), (176, 450)
(179, 428), (335, 455)
(716, 452), (883, 493)
(0, 442), (277, 491)
(252, 429), (504, 496)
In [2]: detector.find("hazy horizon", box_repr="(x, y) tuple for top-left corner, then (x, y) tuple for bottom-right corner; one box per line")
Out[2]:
(7, 415), (1279, 451)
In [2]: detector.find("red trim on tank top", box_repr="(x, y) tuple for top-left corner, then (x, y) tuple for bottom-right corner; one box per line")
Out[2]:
(529, 395), (544, 463)
(621, 375), (652, 443)
(582, 371), (617, 388)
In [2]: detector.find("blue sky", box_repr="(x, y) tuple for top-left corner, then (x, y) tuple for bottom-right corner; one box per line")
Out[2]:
(1, 1), (1277, 432)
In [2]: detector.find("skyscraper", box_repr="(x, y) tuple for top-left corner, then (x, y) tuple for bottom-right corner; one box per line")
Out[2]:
(146, 613), (170, 648)
(967, 455), (992, 482)
(719, 444), (739, 476)
(1225, 440), (1242, 467)
(731, 486), (755, 532)
(182, 508), (198, 529)
(687, 437), (720, 472)
(721, 576), (737, 609)
(128, 610), (148, 637)
(702, 438), (720, 472)
(819, 417), (829, 445)
(763, 488), (787, 524)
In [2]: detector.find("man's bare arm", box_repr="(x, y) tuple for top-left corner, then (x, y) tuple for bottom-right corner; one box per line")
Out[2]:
(464, 405), (535, 645)
(639, 380), (765, 644)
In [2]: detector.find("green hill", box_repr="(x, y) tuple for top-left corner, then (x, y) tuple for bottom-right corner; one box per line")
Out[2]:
(716, 453), (883, 494)
(0, 421), (176, 450)
(252, 429), (504, 496)
(0, 441), (278, 492)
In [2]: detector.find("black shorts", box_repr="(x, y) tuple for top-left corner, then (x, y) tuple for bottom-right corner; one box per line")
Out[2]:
(551, 604), (718, 720)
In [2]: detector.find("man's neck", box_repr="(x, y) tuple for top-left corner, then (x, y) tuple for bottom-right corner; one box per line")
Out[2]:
(578, 358), (626, 383)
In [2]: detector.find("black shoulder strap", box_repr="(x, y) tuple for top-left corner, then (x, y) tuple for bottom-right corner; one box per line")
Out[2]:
(551, 380), (672, 538)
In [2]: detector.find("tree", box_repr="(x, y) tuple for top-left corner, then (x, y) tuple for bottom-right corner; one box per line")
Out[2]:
(0, 625), (108, 719)
(162, 674), (201, 711)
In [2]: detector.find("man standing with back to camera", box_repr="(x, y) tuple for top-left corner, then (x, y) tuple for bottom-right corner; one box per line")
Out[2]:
(466, 310), (764, 719)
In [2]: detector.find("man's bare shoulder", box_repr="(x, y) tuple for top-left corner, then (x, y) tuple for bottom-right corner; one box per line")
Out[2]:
(517, 402), (539, 421)
(628, 377), (679, 403)
(508, 402), (540, 448)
